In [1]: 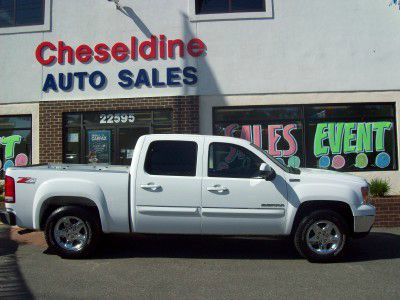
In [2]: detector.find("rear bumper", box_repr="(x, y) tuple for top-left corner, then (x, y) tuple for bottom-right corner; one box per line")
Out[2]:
(0, 210), (16, 226)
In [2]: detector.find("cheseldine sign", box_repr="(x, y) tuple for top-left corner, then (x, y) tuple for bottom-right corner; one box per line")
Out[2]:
(35, 35), (206, 92)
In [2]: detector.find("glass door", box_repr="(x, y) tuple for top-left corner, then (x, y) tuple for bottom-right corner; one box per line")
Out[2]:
(86, 129), (113, 164)
(118, 127), (149, 165)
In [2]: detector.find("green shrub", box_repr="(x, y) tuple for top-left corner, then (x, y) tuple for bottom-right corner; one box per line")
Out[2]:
(369, 178), (391, 197)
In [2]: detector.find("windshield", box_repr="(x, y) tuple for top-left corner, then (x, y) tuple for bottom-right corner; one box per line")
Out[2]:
(250, 143), (301, 174)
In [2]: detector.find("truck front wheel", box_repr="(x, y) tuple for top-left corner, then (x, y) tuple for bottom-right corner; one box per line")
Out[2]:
(294, 210), (348, 262)
(44, 206), (101, 259)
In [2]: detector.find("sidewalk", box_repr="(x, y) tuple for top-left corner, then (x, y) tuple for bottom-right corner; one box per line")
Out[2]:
(0, 225), (33, 299)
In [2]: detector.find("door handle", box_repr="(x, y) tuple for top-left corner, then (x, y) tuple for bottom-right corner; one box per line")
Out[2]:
(141, 183), (161, 190)
(207, 185), (228, 193)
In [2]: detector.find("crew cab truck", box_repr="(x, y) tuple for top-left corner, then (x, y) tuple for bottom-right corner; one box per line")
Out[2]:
(0, 134), (375, 262)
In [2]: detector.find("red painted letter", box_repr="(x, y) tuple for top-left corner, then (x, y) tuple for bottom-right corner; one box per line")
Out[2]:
(58, 41), (74, 64)
(268, 125), (283, 157)
(35, 41), (56, 65)
(139, 36), (157, 60)
(187, 38), (206, 57)
(282, 124), (298, 157)
(76, 44), (93, 63)
(168, 39), (185, 58)
(94, 43), (110, 62)
(131, 37), (137, 60)
(112, 42), (129, 62)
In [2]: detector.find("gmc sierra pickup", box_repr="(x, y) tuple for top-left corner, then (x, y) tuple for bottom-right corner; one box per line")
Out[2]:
(0, 134), (375, 262)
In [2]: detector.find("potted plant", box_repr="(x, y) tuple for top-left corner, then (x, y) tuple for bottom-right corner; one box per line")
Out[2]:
(369, 178), (391, 197)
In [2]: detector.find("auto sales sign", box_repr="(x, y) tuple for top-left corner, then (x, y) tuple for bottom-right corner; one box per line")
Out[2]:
(35, 35), (206, 92)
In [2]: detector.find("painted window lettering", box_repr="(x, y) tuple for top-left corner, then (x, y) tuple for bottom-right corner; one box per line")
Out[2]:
(220, 123), (302, 168)
(313, 122), (393, 169)
(0, 116), (32, 176)
(213, 103), (397, 172)
(0, 135), (29, 173)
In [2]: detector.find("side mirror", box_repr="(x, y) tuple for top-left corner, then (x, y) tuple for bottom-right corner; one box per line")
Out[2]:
(259, 163), (276, 181)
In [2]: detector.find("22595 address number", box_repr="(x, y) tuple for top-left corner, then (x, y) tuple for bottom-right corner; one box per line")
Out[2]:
(99, 113), (135, 124)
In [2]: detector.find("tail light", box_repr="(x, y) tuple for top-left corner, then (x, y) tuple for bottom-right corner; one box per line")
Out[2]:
(361, 186), (369, 205)
(4, 175), (15, 203)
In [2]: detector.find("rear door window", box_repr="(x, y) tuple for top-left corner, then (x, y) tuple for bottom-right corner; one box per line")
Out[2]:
(144, 141), (197, 176)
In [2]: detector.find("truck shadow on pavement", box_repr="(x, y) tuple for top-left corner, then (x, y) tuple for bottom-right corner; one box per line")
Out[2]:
(0, 226), (33, 299)
(90, 230), (400, 262)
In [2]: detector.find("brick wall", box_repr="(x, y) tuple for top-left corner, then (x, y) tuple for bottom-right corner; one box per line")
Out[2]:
(370, 197), (400, 227)
(39, 96), (199, 163)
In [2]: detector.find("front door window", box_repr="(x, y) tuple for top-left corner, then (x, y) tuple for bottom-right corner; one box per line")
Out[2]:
(208, 142), (263, 178)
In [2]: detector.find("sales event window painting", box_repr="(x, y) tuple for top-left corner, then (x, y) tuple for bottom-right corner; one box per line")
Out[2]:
(305, 104), (397, 172)
(214, 106), (304, 168)
(213, 103), (398, 172)
(0, 115), (32, 176)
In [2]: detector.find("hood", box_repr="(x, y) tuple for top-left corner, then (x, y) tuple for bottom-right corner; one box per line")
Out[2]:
(298, 168), (367, 186)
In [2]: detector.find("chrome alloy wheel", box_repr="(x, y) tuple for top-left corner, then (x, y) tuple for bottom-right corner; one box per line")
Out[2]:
(306, 220), (343, 255)
(54, 216), (89, 252)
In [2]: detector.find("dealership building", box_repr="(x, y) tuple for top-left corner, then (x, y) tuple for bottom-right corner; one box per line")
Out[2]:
(1, 0), (400, 192)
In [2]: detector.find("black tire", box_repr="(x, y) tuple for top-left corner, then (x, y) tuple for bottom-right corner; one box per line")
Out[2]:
(294, 210), (349, 263)
(44, 206), (101, 259)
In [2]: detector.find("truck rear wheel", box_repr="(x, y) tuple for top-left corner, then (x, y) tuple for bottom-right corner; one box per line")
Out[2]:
(294, 210), (348, 262)
(44, 206), (101, 259)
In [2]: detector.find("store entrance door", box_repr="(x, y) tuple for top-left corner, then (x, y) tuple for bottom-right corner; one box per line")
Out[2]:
(85, 127), (150, 165)
(118, 127), (149, 165)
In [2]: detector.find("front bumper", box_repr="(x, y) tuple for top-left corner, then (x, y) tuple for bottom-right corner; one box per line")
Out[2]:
(353, 204), (375, 233)
(0, 210), (16, 226)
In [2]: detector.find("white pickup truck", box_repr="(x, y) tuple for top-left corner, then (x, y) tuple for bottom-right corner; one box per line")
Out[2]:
(0, 134), (375, 262)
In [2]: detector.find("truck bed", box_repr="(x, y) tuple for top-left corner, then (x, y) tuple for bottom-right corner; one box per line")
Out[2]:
(16, 164), (129, 173)
(6, 163), (131, 233)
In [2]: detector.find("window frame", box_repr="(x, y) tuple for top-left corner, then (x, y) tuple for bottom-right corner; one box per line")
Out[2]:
(189, 0), (274, 22)
(0, 0), (51, 35)
(144, 140), (198, 177)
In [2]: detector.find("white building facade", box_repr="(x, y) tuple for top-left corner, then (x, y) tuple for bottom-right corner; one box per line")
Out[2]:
(0, 0), (400, 192)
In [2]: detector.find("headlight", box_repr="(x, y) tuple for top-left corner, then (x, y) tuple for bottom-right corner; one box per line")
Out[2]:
(361, 186), (369, 205)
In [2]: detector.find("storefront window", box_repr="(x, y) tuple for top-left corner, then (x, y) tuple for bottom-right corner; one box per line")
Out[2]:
(305, 104), (397, 171)
(213, 103), (398, 172)
(0, 115), (32, 176)
(63, 110), (173, 165)
(214, 106), (305, 168)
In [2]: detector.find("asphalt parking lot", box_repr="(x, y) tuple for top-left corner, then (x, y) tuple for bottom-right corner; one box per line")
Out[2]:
(1, 225), (400, 299)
